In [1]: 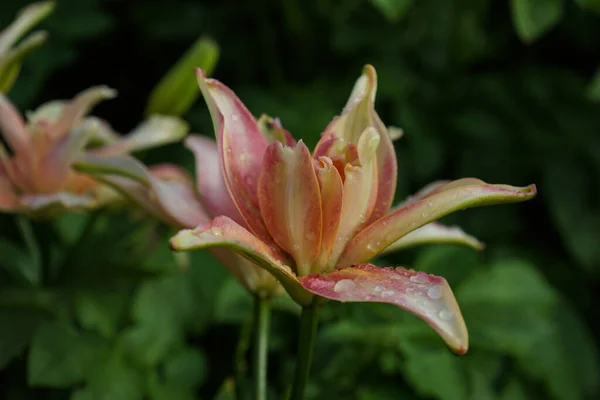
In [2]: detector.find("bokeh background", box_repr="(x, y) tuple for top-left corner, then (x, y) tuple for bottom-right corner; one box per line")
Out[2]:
(1, 0), (600, 399)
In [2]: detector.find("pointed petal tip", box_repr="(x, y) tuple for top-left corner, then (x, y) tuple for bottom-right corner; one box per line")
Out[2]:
(299, 264), (469, 353)
(194, 68), (206, 79)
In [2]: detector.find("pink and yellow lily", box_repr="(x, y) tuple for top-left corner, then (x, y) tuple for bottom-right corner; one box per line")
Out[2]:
(165, 65), (536, 354)
(0, 87), (188, 216)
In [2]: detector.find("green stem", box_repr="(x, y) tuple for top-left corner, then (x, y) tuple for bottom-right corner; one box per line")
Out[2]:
(234, 315), (253, 400)
(253, 296), (270, 400)
(290, 305), (320, 400)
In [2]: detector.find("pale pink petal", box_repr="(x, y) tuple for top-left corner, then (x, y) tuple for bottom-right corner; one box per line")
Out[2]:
(338, 181), (537, 267)
(299, 264), (468, 354)
(169, 216), (312, 305)
(0, 93), (28, 152)
(94, 116), (189, 156)
(315, 156), (344, 267)
(314, 65), (397, 223)
(327, 127), (380, 268)
(196, 69), (270, 241)
(0, 170), (18, 211)
(48, 86), (116, 139)
(184, 135), (244, 225)
(257, 141), (322, 276)
(379, 222), (484, 255)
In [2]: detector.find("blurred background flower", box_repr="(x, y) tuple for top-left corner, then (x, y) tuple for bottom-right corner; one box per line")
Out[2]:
(1, 0), (599, 399)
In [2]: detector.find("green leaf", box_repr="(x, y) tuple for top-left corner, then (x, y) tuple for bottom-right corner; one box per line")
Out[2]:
(369, 0), (413, 22)
(74, 290), (129, 338)
(119, 324), (181, 368)
(164, 347), (207, 389)
(0, 309), (50, 368)
(28, 320), (103, 387)
(511, 0), (563, 43)
(212, 378), (236, 400)
(0, 239), (40, 285)
(145, 37), (220, 116)
(72, 350), (144, 400)
(500, 379), (529, 400)
(399, 340), (468, 400)
(574, 0), (600, 13)
(587, 66), (600, 102)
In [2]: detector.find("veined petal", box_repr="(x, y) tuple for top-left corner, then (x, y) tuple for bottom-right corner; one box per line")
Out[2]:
(339, 182), (537, 267)
(196, 69), (270, 240)
(169, 216), (312, 305)
(299, 264), (468, 354)
(0, 170), (18, 211)
(327, 127), (380, 269)
(185, 135), (244, 225)
(379, 222), (484, 255)
(257, 114), (296, 146)
(315, 157), (343, 267)
(94, 116), (189, 156)
(74, 154), (210, 229)
(315, 65), (397, 223)
(257, 141), (322, 276)
(48, 86), (117, 139)
(0, 93), (28, 152)
(38, 118), (102, 193)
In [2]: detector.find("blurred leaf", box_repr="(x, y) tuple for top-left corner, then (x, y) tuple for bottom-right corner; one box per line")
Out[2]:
(28, 320), (104, 387)
(587, 66), (600, 101)
(119, 324), (181, 368)
(500, 379), (529, 400)
(45, 0), (113, 39)
(510, 0), (563, 43)
(0, 239), (40, 285)
(0, 309), (50, 368)
(369, 0), (413, 22)
(145, 37), (219, 117)
(214, 277), (252, 324)
(72, 350), (144, 400)
(164, 347), (207, 389)
(574, 0), (600, 13)
(74, 290), (129, 338)
(400, 340), (468, 400)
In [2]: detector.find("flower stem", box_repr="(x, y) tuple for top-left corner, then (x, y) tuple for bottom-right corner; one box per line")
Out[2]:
(253, 296), (270, 400)
(290, 304), (320, 400)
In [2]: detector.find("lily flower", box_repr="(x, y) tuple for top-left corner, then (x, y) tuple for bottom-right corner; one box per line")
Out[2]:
(165, 65), (536, 354)
(73, 135), (282, 297)
(0, 88), (188, 216)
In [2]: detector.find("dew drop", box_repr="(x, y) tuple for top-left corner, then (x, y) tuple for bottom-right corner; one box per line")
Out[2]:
(438, 308), (453, 321)
(305, 231), (317, 241)
(409, 273), (427, 284)
(374, 285), (384, 292)
(382, 290), (395, 297)
(211, 227), (223, 236)
(231, 114), (240, 122)
(334, 279), (357, 293)
(427, 286), (442, 300)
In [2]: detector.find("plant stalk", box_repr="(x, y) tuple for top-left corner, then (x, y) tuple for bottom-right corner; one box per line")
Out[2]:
(290, 304), (320, 400)
(253, 296), (271, 400)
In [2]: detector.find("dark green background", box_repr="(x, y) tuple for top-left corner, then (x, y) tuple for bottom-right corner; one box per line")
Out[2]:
(1, 0), (600, 399)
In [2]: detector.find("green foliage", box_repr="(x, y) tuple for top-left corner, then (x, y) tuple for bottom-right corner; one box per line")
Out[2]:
(1, 0), (600, 399)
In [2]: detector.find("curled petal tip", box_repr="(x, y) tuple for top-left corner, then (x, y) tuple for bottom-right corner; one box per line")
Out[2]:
(195, 68), (206, 79)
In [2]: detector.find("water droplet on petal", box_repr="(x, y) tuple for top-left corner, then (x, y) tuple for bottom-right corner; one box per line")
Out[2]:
(382, 290), (395, 297)
(305, 231), (317, 241)
(438, 308), (453, 320)
(334, 279), (357, 293)
(427, 286), (442, 300)
(211, 227), (223, 236)
(231, 114), (240, 122)
(409, 273), (428, 284)
(374, 285), (384, 292)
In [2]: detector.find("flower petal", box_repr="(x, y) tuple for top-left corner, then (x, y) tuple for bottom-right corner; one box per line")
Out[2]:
(20, 192), (95, 216)
(257, 141), (322, 276)
(339, 181), (537, 266)
(184, 135), (244, 225)
(315, 65), (397, 223)
(327, 127), (380, 268)
(94, 116), (189, 156)
(299, 264), (468, 354)
(196, 69), (270, 240)
(74, 154), (210, 228)
(48, 86), (117, 139)
(315, 157), (343, 267)
(379, 222), (484, 255)
(0, 170), (18, 211)
(257, 114), (296, 146)
(0, 93), (28, 152)
(169, 216), (312, 305)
